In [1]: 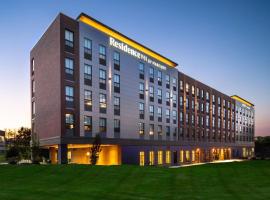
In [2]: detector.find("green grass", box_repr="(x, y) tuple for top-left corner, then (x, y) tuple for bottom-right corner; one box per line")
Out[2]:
(0, 154), (5, 163)
(0, 161), (269, 200)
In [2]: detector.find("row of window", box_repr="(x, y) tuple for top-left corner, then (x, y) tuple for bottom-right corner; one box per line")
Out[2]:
(138, 123), (177, 138)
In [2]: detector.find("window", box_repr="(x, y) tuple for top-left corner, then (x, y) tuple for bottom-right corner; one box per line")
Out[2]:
(166, 91), (170, 106)
(65, 29), (74, 49)
(166, 126), (170, 137)
(99, 69), (106, 89)
(65, 113), (74, 135)
(158, 107), (162, 122)
(212, 95), (215, 103)
(99, 45), (106, 65)
(114, 74), (120, 93)
(201, 89), (204, 99)
(99, 118), (107, 133)
(172, 110), (177, 124)
(84, 90), (92, 111)
(157, 125), (162, 136)
(65, 58), (74, 77)
(84, 116), (92, 135)
(99, 93), (107, 113)
(180, 96), (183, 107)
(186, 113), (189, 124)
(180, 80), (183, 91)
(186, 98), (189, 109)
(139, 83), (144, 99)
(149, 124), (154, 135)
(201, 116), (204, 126)
(212, 117), (215, 128)
(172, 77), (177, 91)
(139, 103), (144, 119)
(157, 70), (162, 85)
(185, 83), (189, 94)
(218, 97), (221, 105)
(149, 86), (154, 102)
(32, 101), (35, 116)
(114, 119), (120, 135)
(206, 92), (209, 100)
(149, 67), (154, 82)
(157, 89), (162, 104)
(185, 151), (190, 162)
(201, 103), (204, 112)
(139, 122), (145, 135)
(180, 112), (183, 123)
(166, 151), (171, 164)
(180, 150), (184, 163)
(114, 51), (120, 70)
(206, 115), (210, 127)
(166, 75), (170, 88)
(139, 63), (144, 79)
(206, 102), (210, 113)
(139, 152), (145, 166)
(158, 151), (163, 164)
(65, 86), (74, 108)
(172, 94), (177, 107)
(149, 105), (154, 121)
(84, 38), (92, 60)
(32, 80), (35, 95)
(114, 96), (120, 116)
(149, 151), (154, 165)
(192, 100), (195, 110)
(84, 64), (92, 86)
(166, 109), (170, 123)
(31, 58), (35, 74)
(212, 104), (216, 115)
(192, 86), (195, 96)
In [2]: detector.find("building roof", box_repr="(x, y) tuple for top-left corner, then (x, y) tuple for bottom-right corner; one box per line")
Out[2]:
(231, 95), (254, 107)
(77, 13), (178, 68)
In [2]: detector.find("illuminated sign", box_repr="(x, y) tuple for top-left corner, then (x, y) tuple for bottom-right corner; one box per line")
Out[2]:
(109, 37), (167, 70)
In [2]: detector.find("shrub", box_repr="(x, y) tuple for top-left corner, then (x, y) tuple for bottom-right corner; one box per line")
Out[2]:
(6, 146), (20, 164)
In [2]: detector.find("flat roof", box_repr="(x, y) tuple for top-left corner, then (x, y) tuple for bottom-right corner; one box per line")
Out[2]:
(77, 13), (178, 68)
(231, 95), (254, 107)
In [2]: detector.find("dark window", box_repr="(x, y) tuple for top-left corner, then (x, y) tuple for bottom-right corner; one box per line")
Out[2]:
(84, 38), (92, 60)
(99, 45), (106, 65)
(114, 119), (120, 138)
(84, 116), (92, 137)
(172, 94), (177, 107)
(166, 109), (170, 123)
(114, 51), (120, 70)
(157, 89), (162, 104)
(149, 105), (154, 121)
(149, 67), (154, 83)
(166, 91), (170, 106)
(65, 58), (74, 80)
(84, 90), (92, 111)
(114, 96), (120, 116)
(139, 103), (144, 119)
(139, 83), (144, 99)
(158, 107), (162, 122)
(158, 125), (162, 139)
(65, 29), (74, 52)
(166, 126), (170, 137)
(114, 74), (120, 93)
(172, 110), (177, 124)
(149, 86), (154, 102)
(139, 62), (144, 79)
(99, 69), (106, 90)
(65, 86), (74, 108)
(166, 75), (170, 89)
(84, 64), (92, 86)
(99, 118), (107, 135)
(99, 93), (107, 113)
(65, 113), (74, 136)
(157, 70), (162, 86)
(172, 77), (177, 91)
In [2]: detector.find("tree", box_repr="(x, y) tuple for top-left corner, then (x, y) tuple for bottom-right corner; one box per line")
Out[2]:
(6, 146), (20, 164)
(31, 132), (42, 164)
(90, 134), (102, 165)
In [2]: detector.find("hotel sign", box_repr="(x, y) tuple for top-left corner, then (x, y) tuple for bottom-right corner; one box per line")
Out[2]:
(109, 37), (167, 70)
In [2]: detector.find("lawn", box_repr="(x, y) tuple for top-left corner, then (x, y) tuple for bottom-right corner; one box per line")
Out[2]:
(0, 161), (269, 200)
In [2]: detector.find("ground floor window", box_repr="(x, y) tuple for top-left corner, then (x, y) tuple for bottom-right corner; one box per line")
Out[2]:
(139, 151), (145, 166)
(180, 150), (184, 163)
(166, 150), (171, 164)
(192, 150), (195, 162)
(185, 151), (190, 162)
(158, 151), (163, 164)
(149, 151), (154, 165)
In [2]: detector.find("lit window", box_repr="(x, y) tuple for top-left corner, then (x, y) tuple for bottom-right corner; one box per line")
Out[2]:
(99, 118), (106, 133)
(84, 116), (92, 133)
(149, 151), (154, 165)
(192, 86), (195, 95)
(185, 83), (189, 93)
(139, 151), (145, 166)
(65, 113), (74, 134)
(166, 151), (171, 164)
(138, 122), (145, 135)
(84, 90), (92, 111)
(158, 151), (163, 164)
(99, 93), (107, 113)
(149, 124), (154, 135)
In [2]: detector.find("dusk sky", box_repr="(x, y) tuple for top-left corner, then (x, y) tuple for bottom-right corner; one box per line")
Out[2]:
(0, 0), (269, 136)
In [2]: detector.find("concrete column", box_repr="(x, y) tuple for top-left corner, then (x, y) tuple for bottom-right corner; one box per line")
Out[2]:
(58, 144), (68, 164)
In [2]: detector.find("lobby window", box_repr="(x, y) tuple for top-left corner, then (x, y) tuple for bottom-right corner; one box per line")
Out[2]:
(149, 105), (154, 121)
(185, 83), (189, 94)
(172, 94), (177, 107)
(84, 90), (92, 111)
(149, 67), (154, 83)
(99, 93), (107, 113)
(114, 74), (120, 93)
(180, 80), (183, 91)
(192, 86), (195, 96)
(139, 83), (144, 99)
(114, 51), (120, 70)
(180, 150), (184, 163)
(139, 122), (145, 135)
(99, 118), (107, 133)
(114, 119), (120, 136)
(84, 64), (92, 86)
(99, 45), (106, 65)
(139, 151), (145, 166)
(65, 58), (74, 79)
(149, 124), (154, 135)
(84, 38), (92, 60)
(192, 150), (195, 162)
(158, 107), (162, 122)
(65, 29), (74, 51)
(166, 91), (170, 106)
(99, 69), (106, 90)
(166, 109), (170, 123)
(158, 151), (163, 164)
(157, 89), (162, 104)
(139, 103), (144, 119)
(185, 151), (190, 162)
(65, 86), (74, 108)
(166, 126), (170, 137)
(172, 110), (177, 124)
(65, 113), (74, 135)
(84, 116), (92, 135)
(186, 113), (189, 124)
(149, 151), (154, 165)
(166, 151), (171, 164)
(166, 75), (170, 89)
(157, 125), (162, 137)
(139, 62), (144, 79)
(114, 96), (120, 116)
(172, 77), (177, 91)
(149, 86), (154, 102)
(157, 70), (162, 86)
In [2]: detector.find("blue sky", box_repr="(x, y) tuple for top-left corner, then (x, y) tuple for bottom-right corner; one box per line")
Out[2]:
(0, 0), (269, 136)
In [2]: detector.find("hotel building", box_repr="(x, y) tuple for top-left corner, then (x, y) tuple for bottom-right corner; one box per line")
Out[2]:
(31, 13), (255, 165)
